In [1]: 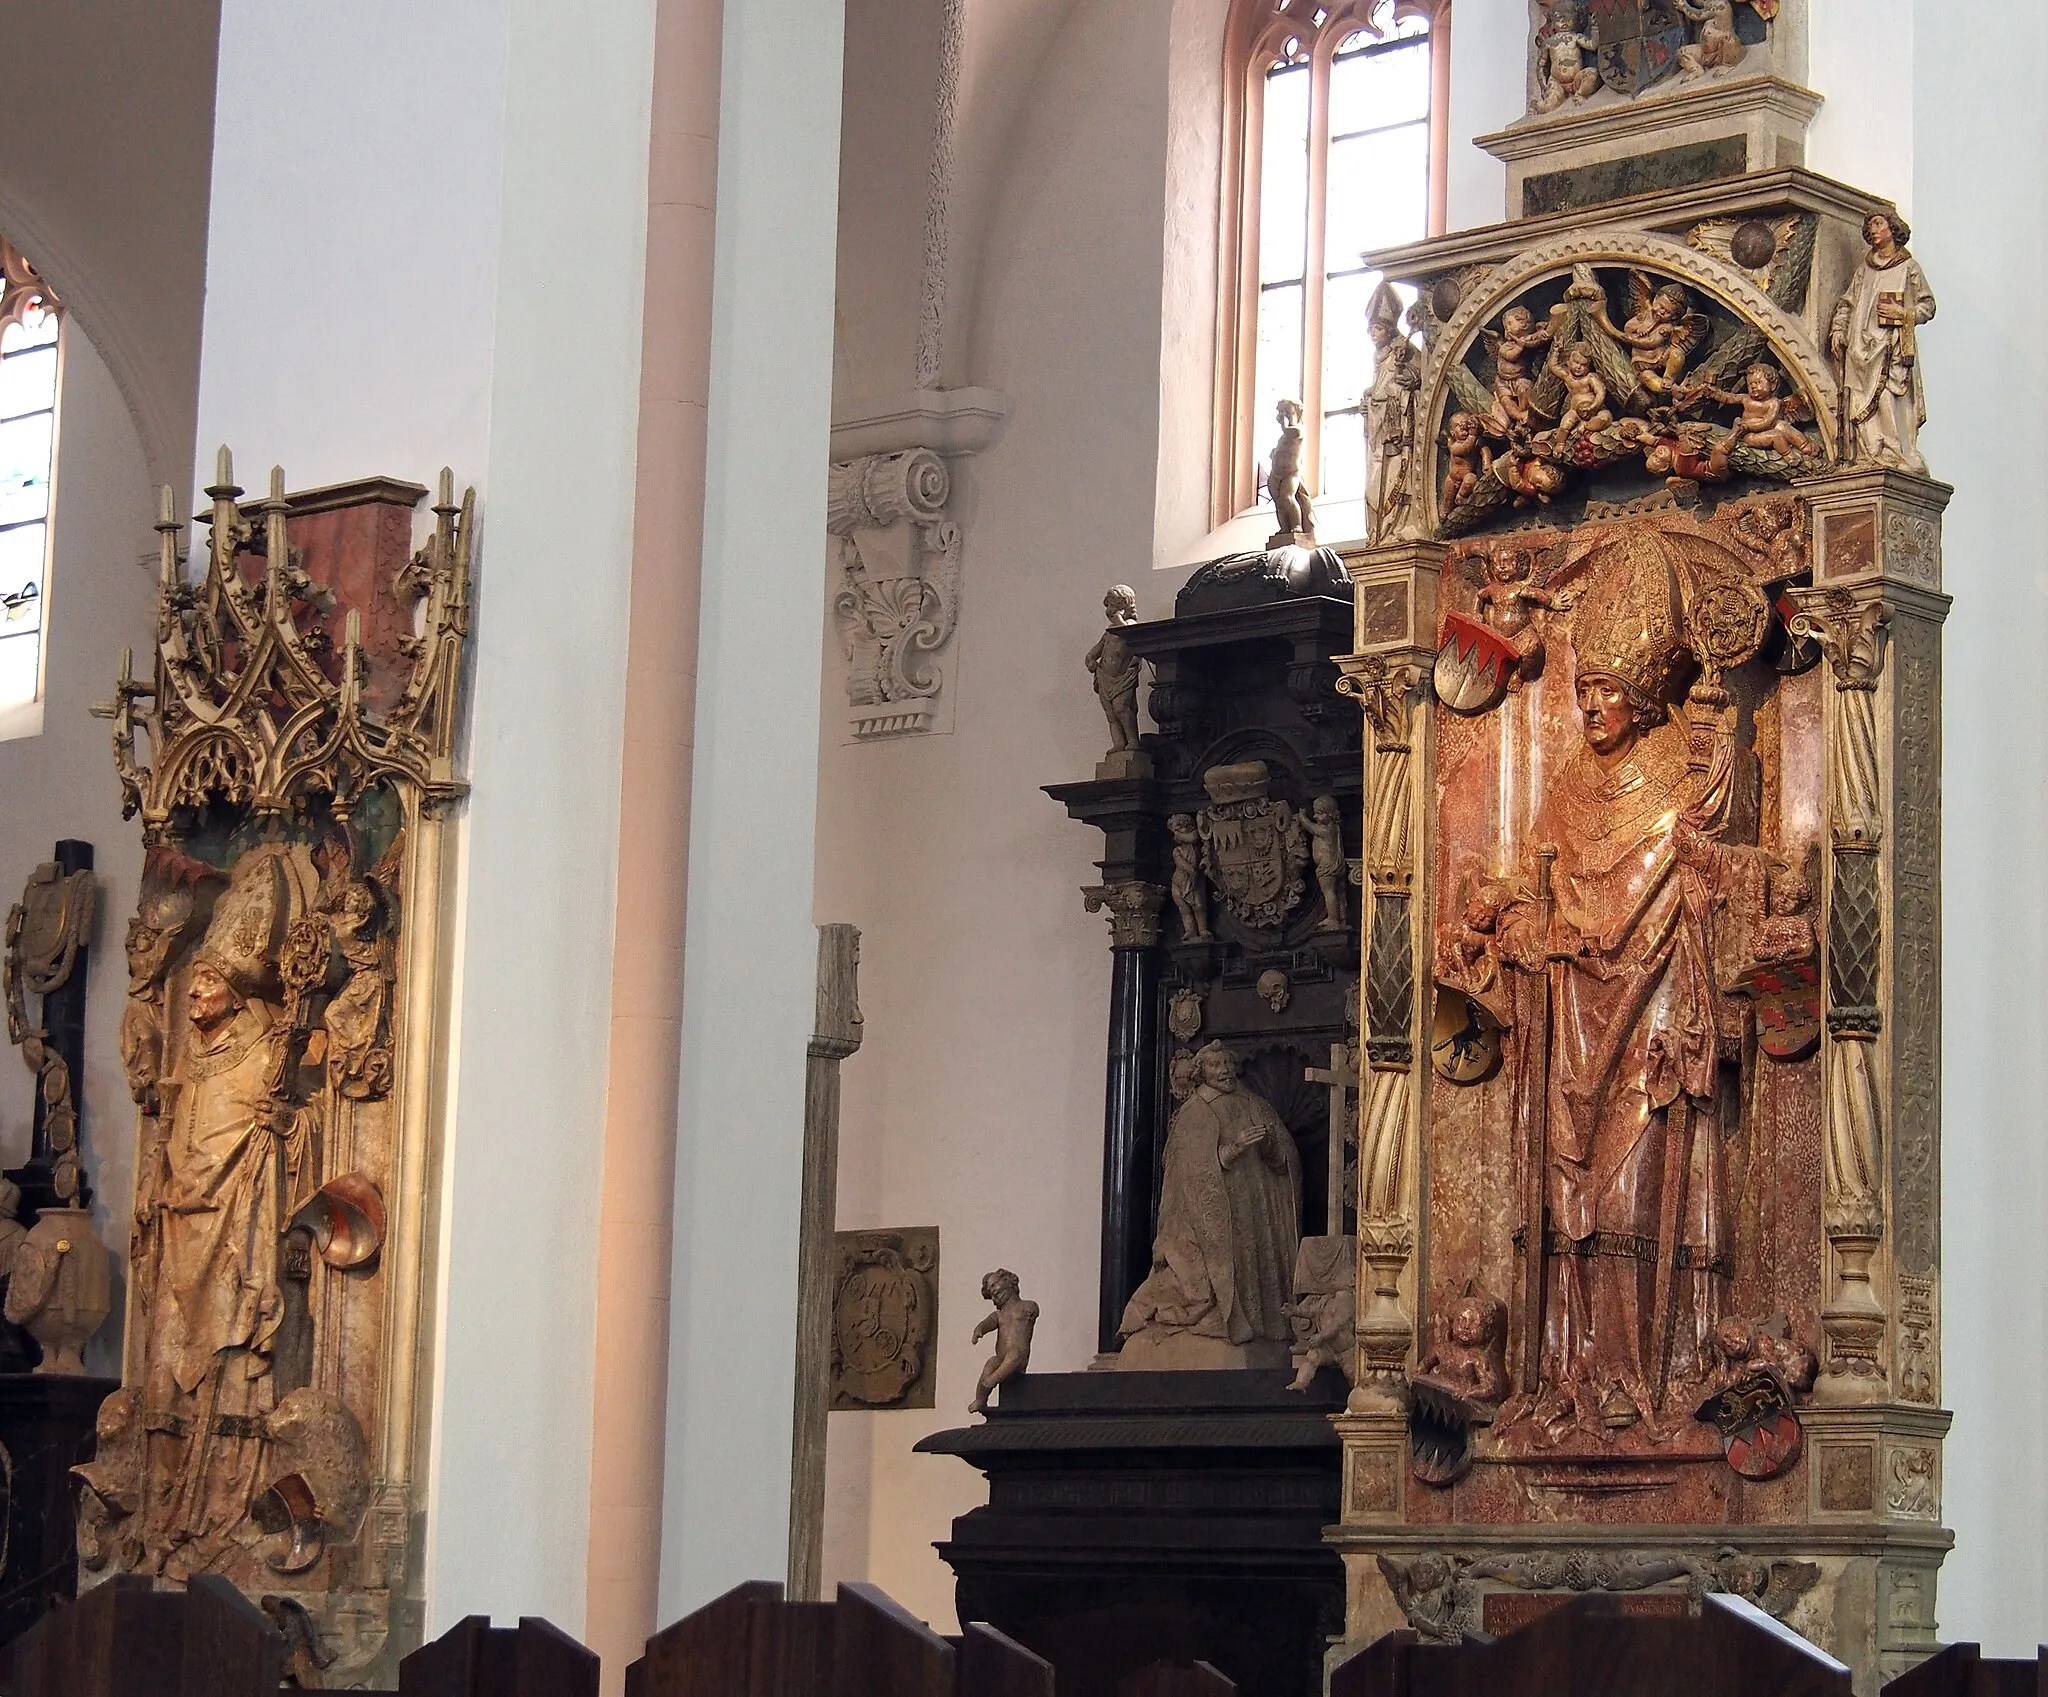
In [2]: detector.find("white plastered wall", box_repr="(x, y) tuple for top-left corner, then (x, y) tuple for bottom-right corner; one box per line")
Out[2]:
(656, 0), (847, 1620)
(0, 0), (217, 1385)
(816, 0), (1181, 1629)
(1905, 0), (2048, 1657)
(1813, 0), (2048, 1654)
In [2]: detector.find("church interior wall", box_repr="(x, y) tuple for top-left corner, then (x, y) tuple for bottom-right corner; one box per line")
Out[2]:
(1909, 0), (2048, 1653)
(4, 0), (2045, 1672)
(188, 0), (661, 1636)
(0, 0), (217, 494)
(0, 0), (218, 1377)
(816, 0), (1182, 1630)
(658, 0), (845, 1626)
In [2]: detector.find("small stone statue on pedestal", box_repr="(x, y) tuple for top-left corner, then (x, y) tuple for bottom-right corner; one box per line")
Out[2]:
(969, 1269), (1039, 1415)
(1085, 585), (1150, 780)
(1265, 400), (1315, 547)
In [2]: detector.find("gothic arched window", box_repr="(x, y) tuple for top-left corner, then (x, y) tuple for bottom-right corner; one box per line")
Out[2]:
(1216, 0), (1447, 525)
(0, 241), (62, 716)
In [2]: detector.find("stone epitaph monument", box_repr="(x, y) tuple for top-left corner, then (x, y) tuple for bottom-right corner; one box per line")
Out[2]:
(1326, 6), (1948, 1690)
(928, 5), (1946, 1695)
(78, 459), (472, 1685)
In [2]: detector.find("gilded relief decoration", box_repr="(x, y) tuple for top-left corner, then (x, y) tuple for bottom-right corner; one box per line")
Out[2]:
(1331, 157), (1950, 1689)
(79, 454), (472, 1683)
(1429, 250), (1828, 537)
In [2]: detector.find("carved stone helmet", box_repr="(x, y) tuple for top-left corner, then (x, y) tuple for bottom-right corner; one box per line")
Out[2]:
(1570, 538), (1692, 717)
(190, 843), (318, 1001)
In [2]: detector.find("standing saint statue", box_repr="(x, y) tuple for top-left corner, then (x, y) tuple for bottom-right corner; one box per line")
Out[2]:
(1830, 210), (1936, 474)
(128, 844), (320, 1578)
(1443, 547), (1777, 1440)
(1364, 283), (1422, 544)
(1116, 1041), (1301, 1370)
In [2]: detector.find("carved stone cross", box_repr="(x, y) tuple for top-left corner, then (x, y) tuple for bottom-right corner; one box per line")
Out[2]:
(1305, 1042), (1358, 1236)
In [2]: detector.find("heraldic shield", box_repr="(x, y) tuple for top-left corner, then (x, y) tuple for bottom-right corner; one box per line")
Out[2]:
(1588, 0), (1686, 97)
(1696, 1370), (1805, 1481)
(1196, 760), (1308, 930)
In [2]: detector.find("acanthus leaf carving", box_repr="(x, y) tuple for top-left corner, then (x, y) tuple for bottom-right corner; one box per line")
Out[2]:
(830, 448), (963, 740)
(1081, 881), (1167, 951)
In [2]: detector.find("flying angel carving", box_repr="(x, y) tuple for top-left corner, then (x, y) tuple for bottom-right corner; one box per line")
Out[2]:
(1593, 271), (1711, 404)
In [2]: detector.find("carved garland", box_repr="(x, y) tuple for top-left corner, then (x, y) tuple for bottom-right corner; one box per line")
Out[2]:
(1411, 231), (1840, 535)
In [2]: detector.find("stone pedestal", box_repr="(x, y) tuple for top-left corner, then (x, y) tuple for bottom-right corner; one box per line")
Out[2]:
(916, 1369), (1347, 1697)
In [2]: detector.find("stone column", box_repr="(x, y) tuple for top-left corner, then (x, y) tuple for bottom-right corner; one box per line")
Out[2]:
(584, 0), (723, 1671)
(1330, 540), (1441, 1626)
(1789, 468), (1953, 1684)
(1083, 880), (1166, 1354)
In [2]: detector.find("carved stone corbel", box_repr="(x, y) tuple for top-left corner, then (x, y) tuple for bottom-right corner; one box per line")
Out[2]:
(828, 390), (1007, 741)
(1788, 586), (1890, 1399)
(829, 450), (959, 739)
(1335, 652), (1426, 1402)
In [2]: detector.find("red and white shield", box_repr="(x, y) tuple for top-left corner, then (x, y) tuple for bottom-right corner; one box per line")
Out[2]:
(1696, 1370), (1804, 1481)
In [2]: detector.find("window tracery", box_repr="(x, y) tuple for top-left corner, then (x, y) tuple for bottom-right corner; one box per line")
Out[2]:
(0, 239), (61, 716)
(1217, 0), (1448, 525)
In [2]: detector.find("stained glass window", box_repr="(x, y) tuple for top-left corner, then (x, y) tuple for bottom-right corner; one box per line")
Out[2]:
(1221, 0), (1443, 523)
(0, 244), (61, 716)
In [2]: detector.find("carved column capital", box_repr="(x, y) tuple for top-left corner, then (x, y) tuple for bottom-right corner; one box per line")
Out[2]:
(1082, 881), (1166, 950)
(1788, 588), (1890, 692)
(1334, 653), (1423, 750)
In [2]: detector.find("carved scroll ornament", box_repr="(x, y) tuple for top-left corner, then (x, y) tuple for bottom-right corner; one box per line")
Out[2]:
(830, 449), (961, 740)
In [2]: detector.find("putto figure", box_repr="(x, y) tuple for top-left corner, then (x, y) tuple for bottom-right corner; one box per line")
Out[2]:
(1676, 0), (1745, 77)
(968, 1269), (1039, 1415)
(1304, 795), (1348, 930)
(1532, 0), (1600, 112)
(1830, 210), (1936, 473)
(1168, 813), (1212, 941)
(1593, 275), (1709, 405)
(1687, 364), (1817, 461)
(1265, 399), (1316, 544)
(1084, 584), (1143, 762)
